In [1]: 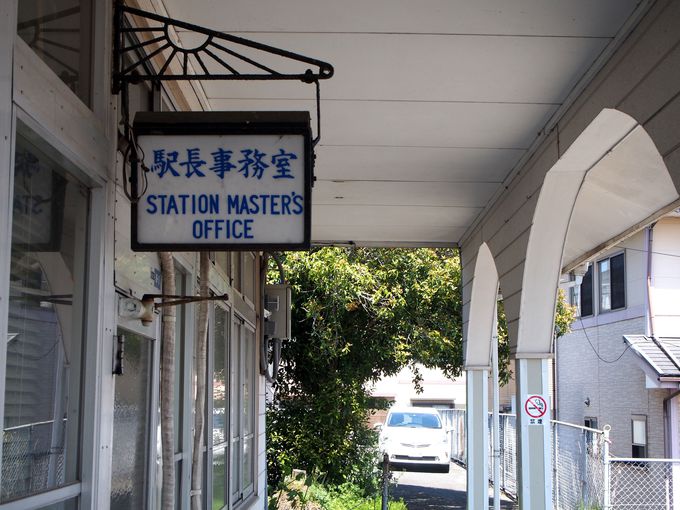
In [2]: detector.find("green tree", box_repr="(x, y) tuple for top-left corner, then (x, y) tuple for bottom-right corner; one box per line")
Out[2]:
(267, 248), (463, 490)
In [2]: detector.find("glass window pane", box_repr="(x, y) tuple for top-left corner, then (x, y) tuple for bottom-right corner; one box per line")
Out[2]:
(633, 419), (646, 445)
(610, 253), (626, 310)
(232, 253), (242, 292)
(174, 269), (185, 454)
(110, 330), (152, 510)
(580, 264), (593, 317)
(598, 259), (611, 311)
(3, 134), (88, 502)
(39, 496), (79, 509)
(242, 328), (255, 492)
(243, 254), (254, 302)
(17, 0), (93, 105)
(213, 308), (228, 446)
(212, 448), (226, 509)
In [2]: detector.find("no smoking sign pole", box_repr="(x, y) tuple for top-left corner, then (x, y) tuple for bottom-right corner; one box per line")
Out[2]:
(523, 394), (549, 426)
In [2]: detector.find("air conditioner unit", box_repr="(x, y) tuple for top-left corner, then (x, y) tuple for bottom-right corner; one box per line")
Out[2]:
(265, 284), (292, 339)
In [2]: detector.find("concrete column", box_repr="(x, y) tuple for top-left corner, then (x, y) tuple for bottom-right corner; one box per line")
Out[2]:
(466, 368), (489, 510)
(515, 357), (552, 510)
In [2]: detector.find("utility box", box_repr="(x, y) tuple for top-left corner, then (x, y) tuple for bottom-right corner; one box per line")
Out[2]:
(265, 284), (292, 339)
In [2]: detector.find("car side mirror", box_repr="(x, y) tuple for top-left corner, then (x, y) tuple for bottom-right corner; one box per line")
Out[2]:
(373, 423), (383, 432)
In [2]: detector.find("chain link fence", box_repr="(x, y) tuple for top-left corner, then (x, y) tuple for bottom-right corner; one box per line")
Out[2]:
(1, 420), (65, 501)
(439, 410), (680, 509)
(609, 458), (680, 508)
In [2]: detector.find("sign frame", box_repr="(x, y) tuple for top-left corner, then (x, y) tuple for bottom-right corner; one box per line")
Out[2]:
(131, 111), (313, 252)
(523, 394), (549, 426)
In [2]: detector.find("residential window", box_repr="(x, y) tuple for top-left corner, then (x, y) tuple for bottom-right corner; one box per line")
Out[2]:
(574, 264), (593, 317)
(632, 416), (647, 458)
(598, 253), (625, 312)
(2, 133), (89, 503)
(17, 0), (93, 105)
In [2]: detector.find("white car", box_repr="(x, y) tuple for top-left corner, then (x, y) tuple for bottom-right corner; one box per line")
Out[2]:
(378, 407), (450, 472)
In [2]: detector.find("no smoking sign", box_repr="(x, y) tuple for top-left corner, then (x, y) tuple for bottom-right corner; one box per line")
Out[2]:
(523, 394), (549, 426)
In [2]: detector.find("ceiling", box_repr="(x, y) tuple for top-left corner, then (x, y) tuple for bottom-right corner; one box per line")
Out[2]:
(161, 0), (642, 247)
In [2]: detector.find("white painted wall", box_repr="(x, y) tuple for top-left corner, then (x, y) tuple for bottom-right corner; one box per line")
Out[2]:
(650, 216), (680, 337)
(370, 365), (466, 408)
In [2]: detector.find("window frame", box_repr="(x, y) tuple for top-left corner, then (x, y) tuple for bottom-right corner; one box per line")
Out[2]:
(631, 415), (647, 458)
(596, 251), (626, 314)
(230, 313), (256, 507)
(0, 114), (109, 510)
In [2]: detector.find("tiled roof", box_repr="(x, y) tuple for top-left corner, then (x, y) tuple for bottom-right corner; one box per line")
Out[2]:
(623, 335), (680, 378)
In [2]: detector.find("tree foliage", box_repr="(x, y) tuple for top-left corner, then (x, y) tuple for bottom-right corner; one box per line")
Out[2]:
(267, 248), (463, 489)
(266, 248), (576, 490)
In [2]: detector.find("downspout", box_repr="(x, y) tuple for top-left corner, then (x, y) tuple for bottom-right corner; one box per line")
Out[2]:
(646, 224), (656, 338)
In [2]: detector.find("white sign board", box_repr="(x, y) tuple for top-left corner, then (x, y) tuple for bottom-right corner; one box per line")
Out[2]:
(523, 394), (549, 426)
(132, 112), (312, 251)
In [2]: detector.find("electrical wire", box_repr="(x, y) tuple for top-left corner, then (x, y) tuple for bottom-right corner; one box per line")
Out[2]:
(615, 245), (680, 260)
(578, 316), (632, 364)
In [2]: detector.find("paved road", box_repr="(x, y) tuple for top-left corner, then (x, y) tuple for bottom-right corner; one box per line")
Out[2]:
(390, 463), (516, 509)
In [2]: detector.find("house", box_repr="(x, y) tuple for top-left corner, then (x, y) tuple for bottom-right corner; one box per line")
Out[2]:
(556, 215), (680, 459)
(368, 365), (466, 427)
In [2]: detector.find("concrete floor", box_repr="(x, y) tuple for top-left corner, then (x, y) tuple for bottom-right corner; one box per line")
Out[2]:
(390, 462), (516, 509)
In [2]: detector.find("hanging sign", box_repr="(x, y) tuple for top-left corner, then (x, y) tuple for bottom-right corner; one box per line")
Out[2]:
(131, 111), (312, 251)
(523, 394), (549, 426)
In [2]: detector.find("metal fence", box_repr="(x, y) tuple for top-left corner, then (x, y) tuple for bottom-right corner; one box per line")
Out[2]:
(439, 410), (680, 509)
(609, 458), (680, 508)
(440, 408), (466, 464)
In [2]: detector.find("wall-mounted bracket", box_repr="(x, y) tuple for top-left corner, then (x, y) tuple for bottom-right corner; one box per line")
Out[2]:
(112, 2), (334, 93)
(142, 293), (229, 309)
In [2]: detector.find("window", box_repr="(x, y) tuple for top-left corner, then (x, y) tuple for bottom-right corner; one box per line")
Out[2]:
(230, 318), (256, 505)
(584, 417), (598, 430)
(632, 416), (647, 458)
(111, 329), (154, 510)
(17, 0), (93, 105)
(598, 253), (625, 312)
(2, 133), (89, 503)
(212, 306), (229, 509)
(573, 264), (593, 317)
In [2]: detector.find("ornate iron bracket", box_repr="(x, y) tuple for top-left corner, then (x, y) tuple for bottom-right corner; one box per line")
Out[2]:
(113, 2), (334, 153)
(112, 3), (334, 91)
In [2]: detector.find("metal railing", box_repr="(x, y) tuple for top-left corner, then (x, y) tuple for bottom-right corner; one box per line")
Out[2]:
(439, 410), (680, 509)
(609, 457), (680, 508)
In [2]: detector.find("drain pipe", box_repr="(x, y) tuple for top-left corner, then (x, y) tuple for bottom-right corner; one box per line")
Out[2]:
(646, 224), (656, 337)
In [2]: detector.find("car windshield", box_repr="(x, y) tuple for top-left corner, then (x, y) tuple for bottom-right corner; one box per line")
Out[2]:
(387, 412), (442, 429)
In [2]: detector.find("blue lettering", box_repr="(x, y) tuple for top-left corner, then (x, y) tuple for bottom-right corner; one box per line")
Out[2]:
(146, 195), (158, 214)
(281, 194), (292, 215)
(192, 220), (203, 239)
(243, 219), (254, 238)
(270, 195), (280, 215)
(227, 195), (240, 214)
(292, 192), (304, 215)
(249, 194), (260, 214)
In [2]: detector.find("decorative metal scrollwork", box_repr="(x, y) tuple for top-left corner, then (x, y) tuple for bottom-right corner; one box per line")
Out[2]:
(113, 3), (334, 93)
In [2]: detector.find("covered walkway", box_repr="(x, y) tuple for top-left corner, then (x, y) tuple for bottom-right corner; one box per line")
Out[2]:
(1, 1), (680, 509)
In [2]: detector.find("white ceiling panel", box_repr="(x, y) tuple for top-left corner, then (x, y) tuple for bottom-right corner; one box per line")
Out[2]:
(314, 146), (523, 182)
(313, 204), (480, 227)
(208, 99), (557, 149)
(311, 224), (467, 245)
(314, 181), (498, 208)
(167, 0), (637, 38)
(157, 0), (642, 246)
(184, 32), (609, 104)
